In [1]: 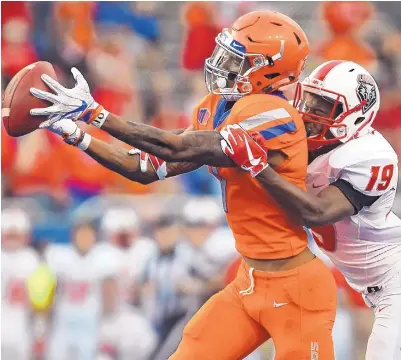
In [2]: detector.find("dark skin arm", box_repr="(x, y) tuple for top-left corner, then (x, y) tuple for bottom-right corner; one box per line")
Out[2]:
(84, 122), (287, 185)
(255, 167), (355, 227)
(85, 137), (201, 185)
(101, 113), (234, 167)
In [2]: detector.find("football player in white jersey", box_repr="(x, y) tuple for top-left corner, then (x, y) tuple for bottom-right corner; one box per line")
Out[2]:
(1, 208), (41, 360)
(219, 60), (401, 360)
(98, 207), (157, 360)
(45, 220), (119, 360)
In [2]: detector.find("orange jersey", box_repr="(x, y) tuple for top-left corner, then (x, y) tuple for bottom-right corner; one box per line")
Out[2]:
(191, 92), (308, 260)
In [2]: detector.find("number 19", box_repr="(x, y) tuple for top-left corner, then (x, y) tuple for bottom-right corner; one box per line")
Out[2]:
(365, 164), (394, 191)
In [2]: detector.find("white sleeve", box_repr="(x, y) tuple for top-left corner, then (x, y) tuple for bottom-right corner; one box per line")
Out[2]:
(25, 248), (41, 273)
(332, 158), (398, 197)
(95, 245), (120, 279)
(43, 244), (68, 274)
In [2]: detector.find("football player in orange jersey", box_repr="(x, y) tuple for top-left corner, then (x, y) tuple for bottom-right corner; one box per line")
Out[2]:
(30, 10), (337, 360)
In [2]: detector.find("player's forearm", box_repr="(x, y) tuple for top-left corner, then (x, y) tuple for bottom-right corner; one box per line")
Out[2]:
(85, 137), (158, 184)
(101, 113), (234, 166)
(255, 167), (336, 227)
(84, 137), (201, 183)
(101, 113), (187, 159)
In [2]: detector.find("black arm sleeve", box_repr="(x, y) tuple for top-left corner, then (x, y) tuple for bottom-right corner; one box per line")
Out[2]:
(330, 179), (381, 215)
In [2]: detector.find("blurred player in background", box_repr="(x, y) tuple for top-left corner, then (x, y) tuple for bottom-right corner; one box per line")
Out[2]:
(152, 197), (238, 360)
(138, 211), (185, 353)
(45, 219), (118, 360)
(1, 208), (41, 360)
(98, 207), (157, 360)
(99, 206), (157, 304)
(30, 10), (338, 360)
(220, 60), (401, 360)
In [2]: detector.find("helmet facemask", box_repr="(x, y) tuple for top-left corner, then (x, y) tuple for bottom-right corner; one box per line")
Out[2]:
(294, 80), (367, 150)
(204, 30), (268, 101)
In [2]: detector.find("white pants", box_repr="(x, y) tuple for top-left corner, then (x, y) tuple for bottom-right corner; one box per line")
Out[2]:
(47, 315), (98, 360)
(363, 269), (401, 360)
(1, 313), (31, 360)
(333, 306), (354, 360)
(100, 307), (157, 360)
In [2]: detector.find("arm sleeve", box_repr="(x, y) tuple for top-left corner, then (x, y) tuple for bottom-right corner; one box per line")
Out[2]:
(330, 179), (380, 214)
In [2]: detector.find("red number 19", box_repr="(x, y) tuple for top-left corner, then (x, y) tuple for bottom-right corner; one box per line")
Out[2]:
(365, 165), (394, 191)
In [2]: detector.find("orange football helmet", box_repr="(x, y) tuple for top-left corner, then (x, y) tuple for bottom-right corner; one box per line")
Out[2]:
(205, 10), (309, 100)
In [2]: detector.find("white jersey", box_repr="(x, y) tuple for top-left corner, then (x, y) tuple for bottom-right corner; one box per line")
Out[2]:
(1, 248), (40, 353)
(45, 244), (119, 322)
(102, 237), (157, 306)
(307, 130), (401, 292)
(177, 226), (238, 281)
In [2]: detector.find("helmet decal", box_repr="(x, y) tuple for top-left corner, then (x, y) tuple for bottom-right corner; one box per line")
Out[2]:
(356, 74), (377, 114)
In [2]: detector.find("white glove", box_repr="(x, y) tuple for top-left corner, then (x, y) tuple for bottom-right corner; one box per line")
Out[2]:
(41, 118), (92, 150)
(30, 67), (109, 128)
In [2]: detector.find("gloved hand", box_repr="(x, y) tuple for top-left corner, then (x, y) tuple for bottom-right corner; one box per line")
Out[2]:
(40, 118), (91, 150)
(128, 148), (167, 180)
(30, 67), (108, 128)
(220, 124), (269, 177)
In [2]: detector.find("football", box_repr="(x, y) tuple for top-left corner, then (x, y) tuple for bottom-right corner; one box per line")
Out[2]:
(2, 61), (57, 137)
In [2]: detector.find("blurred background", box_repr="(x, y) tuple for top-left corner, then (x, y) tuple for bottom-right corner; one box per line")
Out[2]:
(1, 1), (401, 360)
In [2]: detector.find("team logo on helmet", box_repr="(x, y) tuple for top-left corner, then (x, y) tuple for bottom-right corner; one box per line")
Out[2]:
(356, 74), (377, 114)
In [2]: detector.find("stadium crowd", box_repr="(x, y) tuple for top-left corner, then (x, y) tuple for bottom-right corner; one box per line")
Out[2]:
(1, 2), (401, 360)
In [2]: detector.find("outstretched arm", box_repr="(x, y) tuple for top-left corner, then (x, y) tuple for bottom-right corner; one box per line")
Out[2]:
(101, 113), (234, 167)
(36, 118), (200, 185)
(29, 68), (233, 167)
(85, 137), (201, 184)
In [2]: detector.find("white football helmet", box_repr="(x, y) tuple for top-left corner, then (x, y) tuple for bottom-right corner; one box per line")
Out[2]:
(294, 60), (380, 149)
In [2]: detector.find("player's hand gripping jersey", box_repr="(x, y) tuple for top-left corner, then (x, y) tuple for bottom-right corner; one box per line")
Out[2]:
(308, 130), (401, 292)
(193, 92), (308, 259)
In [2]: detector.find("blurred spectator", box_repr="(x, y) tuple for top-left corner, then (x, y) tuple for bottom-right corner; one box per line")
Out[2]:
(95, 2), (160, 43)
(30, 2), (56, 61)
(1, 208), (40, 360)
(1, 2), (37, 82)
(317, 2), (377, 70)
(44, 220), (118, 360)
(55, 2), (96, 53)
(181, 2), (219, 71)
(6, 132), (69, 211)
(87, 31), (140, 119)
(1, 124), (17, 197)
(373, 92), (401, 166)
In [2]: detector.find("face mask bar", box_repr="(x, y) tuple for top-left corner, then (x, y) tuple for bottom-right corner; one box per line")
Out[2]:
(204, 30), (285, 99)
(205, 32), (249, 99)
(294, 82), (367, 148)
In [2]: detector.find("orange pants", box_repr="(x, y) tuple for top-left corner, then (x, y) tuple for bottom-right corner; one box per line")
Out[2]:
(170, 257), (336, 360)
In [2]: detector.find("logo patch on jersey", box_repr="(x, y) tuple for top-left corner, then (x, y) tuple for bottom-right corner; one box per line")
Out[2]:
(356, 74), (377, 114)
(198, 108), (211, 125)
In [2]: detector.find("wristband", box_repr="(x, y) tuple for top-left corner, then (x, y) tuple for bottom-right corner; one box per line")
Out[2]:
(77, 133), (92, 150)
(91, 108), (110, 128)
